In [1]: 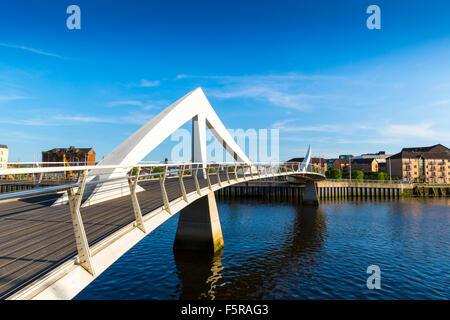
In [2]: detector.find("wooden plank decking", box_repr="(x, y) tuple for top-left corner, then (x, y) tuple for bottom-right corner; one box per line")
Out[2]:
(0, 174), (222, 299)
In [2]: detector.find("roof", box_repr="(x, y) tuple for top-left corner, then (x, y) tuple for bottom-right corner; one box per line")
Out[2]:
(333, 158), (350, 166)
(43, 146), (95, 154)
(388, 144), (450, 160)
(401, 144), (448, 153)
(287, 157), (326, 163)
(351, 158), (377, 164)
(0, 144), (8, 149)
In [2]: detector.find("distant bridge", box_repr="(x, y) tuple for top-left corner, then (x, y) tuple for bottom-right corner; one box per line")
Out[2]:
(0, 88), (325, 300)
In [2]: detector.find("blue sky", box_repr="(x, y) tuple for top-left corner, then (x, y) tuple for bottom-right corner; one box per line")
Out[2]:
(0, 0), (449, 162)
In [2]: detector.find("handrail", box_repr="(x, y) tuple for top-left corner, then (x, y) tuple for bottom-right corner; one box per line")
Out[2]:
(324, 178), (410, 184)
(0, 162), (322, 202)
(0, 161), (285, 176)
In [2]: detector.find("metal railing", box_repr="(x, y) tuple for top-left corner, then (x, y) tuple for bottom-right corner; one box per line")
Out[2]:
(324, 178), (410, 184)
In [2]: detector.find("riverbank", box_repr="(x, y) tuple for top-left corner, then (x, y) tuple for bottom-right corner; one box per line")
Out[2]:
(215, 180), (449, 200)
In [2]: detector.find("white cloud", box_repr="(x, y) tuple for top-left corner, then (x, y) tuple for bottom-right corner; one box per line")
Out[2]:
(0, 95), (28, 101)
(432, 99), (450, 106)
(107, 100), (144, 107)
(210, 87), (318, 111)
(0, 43), (62, 58)
(0, 119), (54, 126)
(139, 79), (160, 87)
(272, 119), (340, 132)
(0, 113), (156, 126)
(378, 122), (446, 140)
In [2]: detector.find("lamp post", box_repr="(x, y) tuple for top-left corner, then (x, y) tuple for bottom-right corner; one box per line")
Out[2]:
(349, 158), (352, 182)
(389, 157), (392, 183)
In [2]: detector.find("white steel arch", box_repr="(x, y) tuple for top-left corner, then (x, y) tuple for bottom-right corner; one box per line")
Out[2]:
(92, 87), (250, 179)
(54, 88), (252, 206)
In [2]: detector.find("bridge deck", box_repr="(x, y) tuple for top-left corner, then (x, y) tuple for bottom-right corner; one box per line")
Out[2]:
(0, 174), (225, 299)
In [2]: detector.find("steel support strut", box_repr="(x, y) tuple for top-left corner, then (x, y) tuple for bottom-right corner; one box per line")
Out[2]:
(159, 168), (171, 214)
(67, 170), (96, 276)
(179, 165), (188, 202)
(194, 164), (201, 195)
(128, 168), (146, 233)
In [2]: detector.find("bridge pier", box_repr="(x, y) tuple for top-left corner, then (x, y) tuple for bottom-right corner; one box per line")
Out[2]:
(302, 181), (319, 205)
(173, 192), (224, 253)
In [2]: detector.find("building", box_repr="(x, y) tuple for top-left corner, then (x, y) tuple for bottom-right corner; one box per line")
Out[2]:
(332, 158), (351, 171)
(353, 151), (392, 173)
(354, 151), (391, 159)
(42, 146), (96, 165)
(287, 157), (327, 172)
(0, 144), (8, 169)
(386, 144), (450, 183)
(350, 158), (379, 173)
(326, 158), (336, 170)
(332, 158), (378, 173)
(338, 154), (353, 159)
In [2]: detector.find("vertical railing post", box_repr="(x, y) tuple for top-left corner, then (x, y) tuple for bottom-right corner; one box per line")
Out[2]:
(216, 165), (222, 187)
(206, 164), (212, 190)
(128, 167), (146, 233)
(226, 165), (231, 184)
(67, 170), (96, 276)
(159, 167), (171, 214)
(194, 164), (202, 195)
(234, 164), (238, 181)
(179, 164), (188, 202)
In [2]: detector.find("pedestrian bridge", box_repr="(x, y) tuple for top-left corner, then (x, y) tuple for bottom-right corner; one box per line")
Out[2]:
(0, 88), (324, 300)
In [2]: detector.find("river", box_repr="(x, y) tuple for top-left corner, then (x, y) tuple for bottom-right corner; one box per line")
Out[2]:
(75, 197), (449, 300)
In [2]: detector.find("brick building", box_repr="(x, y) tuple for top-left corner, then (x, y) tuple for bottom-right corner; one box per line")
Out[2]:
(42, 146), (96, 165)
(332, 158), (378, 173)
(0, 144), (8, 169)
(386, 144), (450, 183)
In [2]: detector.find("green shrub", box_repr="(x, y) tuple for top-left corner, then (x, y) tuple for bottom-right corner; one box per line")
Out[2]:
(152, 166), (165, 173)
(352, 170), (364, 181)
(326, 168), (342, 180)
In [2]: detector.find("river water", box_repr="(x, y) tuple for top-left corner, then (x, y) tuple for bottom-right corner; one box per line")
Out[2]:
(75, 198), (449, 300)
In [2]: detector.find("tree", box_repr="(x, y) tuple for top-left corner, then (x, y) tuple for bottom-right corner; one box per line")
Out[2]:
(352, 170), (364, 181)
(326, 168), (342, 180)
(364, 172), (378, 180)
(378, 172), (389, 181)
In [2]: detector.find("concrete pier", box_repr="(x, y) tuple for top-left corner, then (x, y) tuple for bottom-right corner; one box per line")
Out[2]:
(174, 192), (224, 253)
(302, 181), (319, 205)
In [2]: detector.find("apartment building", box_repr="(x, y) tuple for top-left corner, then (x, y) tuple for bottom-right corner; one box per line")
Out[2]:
(0, 144), (8, 169)
(387, 144), (450, 183)
(332, 158), (378, 173)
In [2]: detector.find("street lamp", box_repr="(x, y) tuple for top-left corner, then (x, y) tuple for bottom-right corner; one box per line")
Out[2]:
(349, 158), (352, 182)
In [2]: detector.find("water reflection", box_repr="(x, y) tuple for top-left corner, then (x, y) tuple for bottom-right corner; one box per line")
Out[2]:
(173, 201), (327, 299)
(173, 249), (224, 299)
